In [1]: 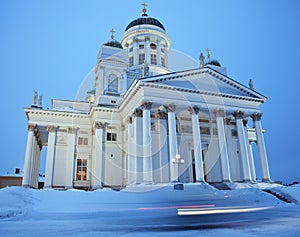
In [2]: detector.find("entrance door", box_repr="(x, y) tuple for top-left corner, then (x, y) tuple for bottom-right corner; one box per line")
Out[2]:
(191, 149), (196, 182)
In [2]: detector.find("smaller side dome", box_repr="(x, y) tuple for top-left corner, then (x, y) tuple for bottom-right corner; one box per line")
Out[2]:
(205, 58), (221, 67)
(103, 40), (123, 49)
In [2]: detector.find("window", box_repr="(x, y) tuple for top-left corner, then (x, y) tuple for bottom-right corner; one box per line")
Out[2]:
(161, 48), (165, 53)
(139, 54), (145, 65)
(129, 47), (133, 52)
(151, 54), (157, 65)
(129, 56), (134, 67)
(76, 159), (87, 181)
(161, 57), (165, 67)
(139, 44), (144, 49)
(200, 127), (210, 135)
(108, 74), (118, 93)
(150, 43), (157, 49)
(107, 132), (117, 141)
(78, 137), (88, 145)
(213, 128), (218, 135)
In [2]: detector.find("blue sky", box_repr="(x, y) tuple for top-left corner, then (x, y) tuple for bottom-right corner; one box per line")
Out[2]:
(1, 0), (299, 183)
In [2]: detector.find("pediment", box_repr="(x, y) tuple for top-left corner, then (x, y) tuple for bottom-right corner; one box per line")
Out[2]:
(142, 67), (266, 100)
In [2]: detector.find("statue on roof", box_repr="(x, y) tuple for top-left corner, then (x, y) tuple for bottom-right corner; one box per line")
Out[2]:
(199, 52), (205, 68)
(249, 79), (254, 90)
(32, 90), (37, 106)
(38, 95), (43, 108)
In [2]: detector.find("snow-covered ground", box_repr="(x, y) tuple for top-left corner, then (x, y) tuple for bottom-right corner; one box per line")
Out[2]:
(1, 183), (300, 237)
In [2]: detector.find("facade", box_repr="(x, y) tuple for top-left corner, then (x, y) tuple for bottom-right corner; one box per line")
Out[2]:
(22, 6), (271, 189)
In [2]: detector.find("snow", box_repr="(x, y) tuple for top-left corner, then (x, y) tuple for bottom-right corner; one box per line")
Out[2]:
(1, 183), (300, 236)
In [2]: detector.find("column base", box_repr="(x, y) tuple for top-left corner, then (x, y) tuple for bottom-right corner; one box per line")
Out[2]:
(222, 180), (231, 183)
(92, 185), (103, 190)
(262, 178), (271, 183)
(65, 186), (73, 190)
(243, 179), (251, 182)
(22, 184), (31, 188)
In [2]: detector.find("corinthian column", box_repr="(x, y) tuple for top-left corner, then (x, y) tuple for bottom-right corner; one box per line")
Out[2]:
(65, 127), (77, 189)
(133, 108), (143, 184)
(166, 104), (178, 182)
(252, 113), (271, 182)
(22, 124), (35, 187)
(234, 111), (251, 182)
(188, 106), (205, 182)
(214, 109), (231, 182)
(44, 126), (57, 188)
(141, 102), (153, 183)
(93, 122), (106, 189)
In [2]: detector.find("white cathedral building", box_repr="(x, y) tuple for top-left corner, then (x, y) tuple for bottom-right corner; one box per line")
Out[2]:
(22, 5), (271, 190)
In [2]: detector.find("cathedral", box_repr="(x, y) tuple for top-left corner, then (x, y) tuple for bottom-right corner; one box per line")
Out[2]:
(22, 4), (271, 189)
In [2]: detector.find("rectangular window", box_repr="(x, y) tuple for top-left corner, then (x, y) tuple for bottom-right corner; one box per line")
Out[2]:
(76, 159), (87, 181)
(78, 137), (88, 145)
(139, 54), (145, 65)
(200, 127), (210, 135)
(139, 44), (144, 49)
(161, 57), (165, 67)
(107, 132), (117, 141)
(129, 56), (134, 67)
(151, 54), (157, 65)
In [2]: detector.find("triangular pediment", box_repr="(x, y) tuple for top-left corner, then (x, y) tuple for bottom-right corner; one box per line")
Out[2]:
(141, 67), (266, 101)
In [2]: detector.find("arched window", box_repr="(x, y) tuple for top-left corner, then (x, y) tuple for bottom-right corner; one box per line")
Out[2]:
(108, 74), (118, 93)
(150, 43), (157, 49)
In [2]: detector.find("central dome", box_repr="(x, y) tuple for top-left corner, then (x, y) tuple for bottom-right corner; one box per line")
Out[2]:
(125, 16), (165, 31)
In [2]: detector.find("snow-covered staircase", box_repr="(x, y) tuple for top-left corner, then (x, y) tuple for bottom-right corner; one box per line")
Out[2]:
(263, 189), (293, 203)
(210, 183), (231, 190)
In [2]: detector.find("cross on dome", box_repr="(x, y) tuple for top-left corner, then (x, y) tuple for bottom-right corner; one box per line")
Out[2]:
(141, 2), (148, 16)
(110, 28), (115, 40)
(206, 48), (211, 59)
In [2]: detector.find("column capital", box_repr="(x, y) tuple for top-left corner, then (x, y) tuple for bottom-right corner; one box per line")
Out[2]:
(233, 110), (245, 120)
(251, 112), (262, 121)
(95, 121), (105, 129)
(155, 110), (167, 119)
(133, 108), (143, 117)
(188, 106), (200, 115)
(213, 109), (225, 118)
(68, 127), (77, 134)
(28, 124), (36, 132)
(127, 116), (133, 124)
(47, 126), (57, 133)
(165, 104), (176, 112)
(141, 101), (152, 110)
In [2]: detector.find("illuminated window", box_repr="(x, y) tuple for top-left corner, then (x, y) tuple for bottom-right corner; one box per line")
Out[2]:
(76, 159), (87, 181)
(107, 132), (117, 141)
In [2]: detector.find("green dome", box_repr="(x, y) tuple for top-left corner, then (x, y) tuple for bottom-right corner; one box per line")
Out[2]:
(104, 40), (123, 49)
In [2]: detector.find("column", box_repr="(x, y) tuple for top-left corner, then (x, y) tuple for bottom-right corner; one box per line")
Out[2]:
(155, 111), (169, 183)
(65, 127), (77, 189)
(252, 113), (271, 182)
(189, 106), (205, 182)
(44, 126), (57, 188)
(145, 37), (150, 64)
(142, 102), (153, 183)
(29, 138), (37, 188)
(34, 144), (41, 189)
(215, 109), (231, 182)
(22, 124), (35, 187)
(166, 104), (178, 182)
(133, 109), (143, 184)
(93, 122), (105, 189)
(133, 39), (139, 66)
(234, 111), (251, 182)
(248, 141), (257, 182)
(127, 117), (136, 184)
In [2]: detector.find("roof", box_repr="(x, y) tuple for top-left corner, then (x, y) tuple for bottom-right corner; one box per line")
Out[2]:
(125, 16), (165, 31)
